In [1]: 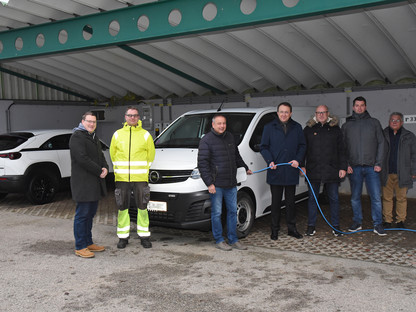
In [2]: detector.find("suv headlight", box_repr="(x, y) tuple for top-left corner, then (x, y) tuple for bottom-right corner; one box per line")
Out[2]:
(190, 168), (200, 179)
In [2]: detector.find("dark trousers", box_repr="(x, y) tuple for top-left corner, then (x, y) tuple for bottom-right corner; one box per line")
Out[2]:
(74, 201), (98, 250)
(270, 185), (296, 234)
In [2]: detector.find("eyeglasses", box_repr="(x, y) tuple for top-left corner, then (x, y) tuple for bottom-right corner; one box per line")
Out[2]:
(315, 111), (328, 115)
(84, 120), (96, 124)
(390, 119), (402, 123)
(126, 114), (139, 118)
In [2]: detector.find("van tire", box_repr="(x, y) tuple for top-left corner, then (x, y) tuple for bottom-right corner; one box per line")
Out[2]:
(236, 192), (255, 238)
(26, 170), (59, 205)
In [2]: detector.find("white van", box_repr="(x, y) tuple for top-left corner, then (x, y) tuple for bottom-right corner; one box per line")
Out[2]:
(148, 106), (314, 237)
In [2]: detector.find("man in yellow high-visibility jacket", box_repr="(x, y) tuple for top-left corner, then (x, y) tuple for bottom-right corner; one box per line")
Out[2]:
(110, 106), (155, 249)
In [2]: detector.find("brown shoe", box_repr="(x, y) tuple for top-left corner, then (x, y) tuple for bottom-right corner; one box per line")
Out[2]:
(75, 248), (95, 258)
(87, 244), (105, 252)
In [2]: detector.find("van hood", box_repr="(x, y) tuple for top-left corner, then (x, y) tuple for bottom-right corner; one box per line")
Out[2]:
(151, 148), (198, 170)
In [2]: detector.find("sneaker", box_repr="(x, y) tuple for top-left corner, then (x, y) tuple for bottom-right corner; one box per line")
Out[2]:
(231, 241), (247, 250)
(140, 237), (152, 248)
(374, 224), (387, 236)
(383, 222), (392, 229)
(216, 241), (232, 251)
(332, 226), (343, 237)
(348, 223), (362, 232)
(117, 238), (129, 249)
(305, 226), (316, 236)
(87, 244), (105, 252)
(396, 221), (405, 228)
(75, 248), (95, 258)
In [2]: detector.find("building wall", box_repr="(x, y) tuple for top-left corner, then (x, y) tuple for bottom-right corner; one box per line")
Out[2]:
(1, 86), (416, 197)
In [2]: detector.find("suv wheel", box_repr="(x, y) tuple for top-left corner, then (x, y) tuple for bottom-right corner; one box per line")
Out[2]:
(236, 192), (255, 238)
(26, 171), (59, 204)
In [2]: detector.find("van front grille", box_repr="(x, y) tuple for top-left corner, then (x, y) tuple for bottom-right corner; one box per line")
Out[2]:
(148, 169), (193, 184)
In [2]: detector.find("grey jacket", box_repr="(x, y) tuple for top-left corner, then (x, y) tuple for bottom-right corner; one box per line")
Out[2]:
(381, 126), (416, 189)
(341, 111), (384, 167)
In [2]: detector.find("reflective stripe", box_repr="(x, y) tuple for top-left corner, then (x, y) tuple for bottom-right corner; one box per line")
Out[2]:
(144, 132), (150, 140)
(114, 169), (149, 174)
(117, 225), (130, 232)
(137, 225), (149, 232)
(118, 233), (130, 238)
(113, 161), (148, 166)
(137, 232), (151, 237)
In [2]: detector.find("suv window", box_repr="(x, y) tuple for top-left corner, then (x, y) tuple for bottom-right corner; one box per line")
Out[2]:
(249, 112), (277, 152)
(40, 134), (71, 150)
(155, 113), (255, 148)
(0, 133), (33, 151)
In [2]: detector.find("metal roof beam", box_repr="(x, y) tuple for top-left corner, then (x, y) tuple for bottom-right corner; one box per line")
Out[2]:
(0, 0), (405, 61)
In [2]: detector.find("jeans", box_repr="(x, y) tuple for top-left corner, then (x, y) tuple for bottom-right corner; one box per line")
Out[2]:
(74, 201), (98, 250)
(307, 182), (340, 227)
(349, 166), (382, 226)
(210, 187), (238, 245)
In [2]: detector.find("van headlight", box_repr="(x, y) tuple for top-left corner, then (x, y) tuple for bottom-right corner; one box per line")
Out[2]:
(190, 168), (201, 179)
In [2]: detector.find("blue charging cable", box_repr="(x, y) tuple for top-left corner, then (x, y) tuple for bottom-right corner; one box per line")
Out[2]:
(253, 163), (416, 234)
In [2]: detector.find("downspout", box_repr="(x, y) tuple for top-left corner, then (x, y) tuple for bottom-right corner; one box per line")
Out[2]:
(6, 102), (14, 133)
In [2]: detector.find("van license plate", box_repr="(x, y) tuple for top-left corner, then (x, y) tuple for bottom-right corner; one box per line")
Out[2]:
(148, 201), (167, 212)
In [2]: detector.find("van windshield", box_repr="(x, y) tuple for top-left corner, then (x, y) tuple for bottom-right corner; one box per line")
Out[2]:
(154, 113), (255, 148)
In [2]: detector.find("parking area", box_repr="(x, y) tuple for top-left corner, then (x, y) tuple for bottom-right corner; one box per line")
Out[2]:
(1, 190), (415, 268)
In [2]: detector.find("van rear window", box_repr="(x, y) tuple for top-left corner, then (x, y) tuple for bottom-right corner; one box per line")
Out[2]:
(154, 113), (254, 148)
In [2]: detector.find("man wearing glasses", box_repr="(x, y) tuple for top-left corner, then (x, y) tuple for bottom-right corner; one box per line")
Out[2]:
(342, 96), (386, 236)
(302, 105), (347, 237)
(110, 106), (155, 249)
(70, 112), (109, 258)
(381, 112), (416, 229)
(260, 102), (306, 240)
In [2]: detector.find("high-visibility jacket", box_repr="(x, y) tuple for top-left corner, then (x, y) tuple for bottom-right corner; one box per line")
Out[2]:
(110, 121), (155, 182)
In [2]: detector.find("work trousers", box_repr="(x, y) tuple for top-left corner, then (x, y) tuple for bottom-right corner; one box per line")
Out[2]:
(115, 181), (151, 239)
(382, 174), (408, 223)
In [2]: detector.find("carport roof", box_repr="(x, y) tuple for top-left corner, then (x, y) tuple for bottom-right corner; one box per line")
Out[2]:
(0, 0), (415, 103)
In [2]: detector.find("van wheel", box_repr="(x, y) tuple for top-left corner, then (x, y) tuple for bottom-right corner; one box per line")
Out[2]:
(26, 171), (59, 205)
(237, 192), (255, 238)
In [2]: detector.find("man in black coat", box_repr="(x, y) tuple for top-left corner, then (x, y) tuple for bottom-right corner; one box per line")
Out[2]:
(198, 114), (252, 251)
(69, 112), (109, 258)
(301, 105), (347, 237)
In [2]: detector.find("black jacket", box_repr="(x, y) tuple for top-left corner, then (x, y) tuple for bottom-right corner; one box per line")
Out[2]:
(381, 126), (416, 189)
(198, 128), (248, 188)
(303, 115), (347, 183)
(69, 129), (108, 202)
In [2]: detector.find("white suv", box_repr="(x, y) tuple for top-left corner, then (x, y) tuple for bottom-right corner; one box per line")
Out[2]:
(0, 129), (112, 204)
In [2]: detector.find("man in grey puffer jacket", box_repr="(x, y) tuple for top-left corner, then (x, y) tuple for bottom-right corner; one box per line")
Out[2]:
(341, 96), (386, 236)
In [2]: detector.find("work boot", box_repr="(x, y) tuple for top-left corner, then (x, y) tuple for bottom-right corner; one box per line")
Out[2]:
(117, 238), (129, 249)
(75, 248), (95, 258)
(140, 237), (152, 248)
(87, 244), (105, 252)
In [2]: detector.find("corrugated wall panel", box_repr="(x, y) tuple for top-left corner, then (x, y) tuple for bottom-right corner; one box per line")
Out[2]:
(0, 68), (84, 101)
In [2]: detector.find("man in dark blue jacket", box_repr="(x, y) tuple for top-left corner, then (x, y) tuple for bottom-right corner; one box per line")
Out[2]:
(198, 114), (252, 251)
(260, 102), (306, 240)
